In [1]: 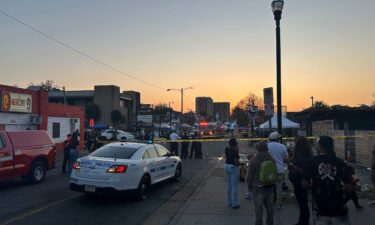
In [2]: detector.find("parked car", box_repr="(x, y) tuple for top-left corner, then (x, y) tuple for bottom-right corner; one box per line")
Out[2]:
(0, 130), (56, 184)
(100, 129), (135, 141)
(70, 142), (182, 200)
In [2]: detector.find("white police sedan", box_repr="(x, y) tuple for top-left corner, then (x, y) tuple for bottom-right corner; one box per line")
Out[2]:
(70, 142), (182, 200)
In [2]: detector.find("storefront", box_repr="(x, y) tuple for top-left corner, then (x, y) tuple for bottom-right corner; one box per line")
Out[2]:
(0, 85), (38, 131)
(0, 84), (85, 149)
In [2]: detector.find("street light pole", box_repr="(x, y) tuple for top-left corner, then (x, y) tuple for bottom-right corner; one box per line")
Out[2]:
(169, 101), (174, 129)
(167, 87), (193, 115)
(272, 0), (284, 142)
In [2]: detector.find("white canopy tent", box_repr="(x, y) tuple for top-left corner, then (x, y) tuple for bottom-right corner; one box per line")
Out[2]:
(259, 115), (300, 129)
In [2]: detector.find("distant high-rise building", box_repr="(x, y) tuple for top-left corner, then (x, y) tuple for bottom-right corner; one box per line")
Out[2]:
(214, 102), (230, 122)
(195, 97), (214, 118)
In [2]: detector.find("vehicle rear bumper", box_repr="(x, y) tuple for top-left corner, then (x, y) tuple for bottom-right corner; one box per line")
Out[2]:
(69, 183), (136, 194)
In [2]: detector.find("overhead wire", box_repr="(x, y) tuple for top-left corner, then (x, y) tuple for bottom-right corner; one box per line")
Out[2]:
(0, 9), (165, 90)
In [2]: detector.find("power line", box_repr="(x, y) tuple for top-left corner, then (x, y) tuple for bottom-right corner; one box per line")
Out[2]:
(0, 9), (165, 90)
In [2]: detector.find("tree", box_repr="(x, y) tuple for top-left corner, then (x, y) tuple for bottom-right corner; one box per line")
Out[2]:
(231, 92), (262, 126)
(330, 104), (352, 110)
(40, 80), (55, 91)
(111, 110), (123, 128)
(85, 103), (101, 121)
(236, 92), (264, 111)
(313, 100), (330, 110)
(231, 106), (249, 127)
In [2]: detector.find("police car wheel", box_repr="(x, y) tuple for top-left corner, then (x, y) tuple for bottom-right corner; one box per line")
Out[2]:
(173, 164), (182, 182)
(136, 175), (150, 200)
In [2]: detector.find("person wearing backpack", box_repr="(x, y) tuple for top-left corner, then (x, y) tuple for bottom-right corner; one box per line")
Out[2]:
(247, 141), (277, 225)
(267, 131), (289, 212)
(288, 136), (313, 225)
(302, 136), (353, 225)
(225, 138), (241, 209)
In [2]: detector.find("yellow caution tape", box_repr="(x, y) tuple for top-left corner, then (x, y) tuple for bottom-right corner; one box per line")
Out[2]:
(96, 134), (375, 145)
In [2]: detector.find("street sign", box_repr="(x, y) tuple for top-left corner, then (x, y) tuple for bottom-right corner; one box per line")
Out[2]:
(263, 87), (274, 105)
(89, 118), (94, 127)
(265, 104), (274, 116)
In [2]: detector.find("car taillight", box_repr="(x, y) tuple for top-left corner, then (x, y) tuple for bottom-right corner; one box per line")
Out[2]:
(107, 165), (128, 173)
(72, 162), (80, 170)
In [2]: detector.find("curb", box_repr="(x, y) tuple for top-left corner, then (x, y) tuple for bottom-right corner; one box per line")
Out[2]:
(140, 158), (223, 225)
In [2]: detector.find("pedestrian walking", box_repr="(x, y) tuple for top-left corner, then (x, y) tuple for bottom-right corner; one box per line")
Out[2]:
(267, 131), (289, 212)
(169, 130), (180, 156)
(247, 141), (277, 225)
(288, 136), (313, 225)
(302, 136), (353, 225)
(180, 131), (189, 159)
(62, 134), (72, 174)
(68, 131), (79, 173)
(224, 138), (240, 209)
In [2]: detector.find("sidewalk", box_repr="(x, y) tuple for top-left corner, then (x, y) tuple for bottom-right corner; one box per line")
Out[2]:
(169, 160), (375, 225)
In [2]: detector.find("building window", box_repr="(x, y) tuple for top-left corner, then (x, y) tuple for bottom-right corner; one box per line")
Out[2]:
(52, 123), (60, 138)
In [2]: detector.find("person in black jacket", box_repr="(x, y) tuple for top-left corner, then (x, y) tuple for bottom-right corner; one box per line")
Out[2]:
(302, 136), (352, 225)
(190, 132), (202, 159)
(62, 134), (72, 174)
(288, 136), (313, 225)
(180, 132), (189, 159)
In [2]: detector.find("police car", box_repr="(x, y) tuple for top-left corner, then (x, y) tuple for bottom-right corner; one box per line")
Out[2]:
(69, 142), (182, 200)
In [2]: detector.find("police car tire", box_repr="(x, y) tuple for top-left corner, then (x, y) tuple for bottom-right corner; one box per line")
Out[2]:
(136, 175), (150, 201)
(173, 164), (182, 182)
(27, 161), (46, 184)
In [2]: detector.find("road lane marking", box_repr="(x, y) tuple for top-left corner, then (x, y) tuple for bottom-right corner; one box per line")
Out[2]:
(0, 194), (80, 225)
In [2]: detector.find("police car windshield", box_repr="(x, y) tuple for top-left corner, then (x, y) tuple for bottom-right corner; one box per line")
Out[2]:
(90, 146), (137, 159)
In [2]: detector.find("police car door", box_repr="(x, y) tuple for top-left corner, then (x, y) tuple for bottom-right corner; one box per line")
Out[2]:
(155, 145), (175, 179)
(145, 147), (162, 183)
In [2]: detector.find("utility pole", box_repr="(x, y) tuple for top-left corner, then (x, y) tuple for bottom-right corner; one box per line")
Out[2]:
(167, 87), (193, 114)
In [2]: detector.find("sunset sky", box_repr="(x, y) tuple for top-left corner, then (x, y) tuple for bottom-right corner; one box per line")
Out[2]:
(0, 0), (374, 112)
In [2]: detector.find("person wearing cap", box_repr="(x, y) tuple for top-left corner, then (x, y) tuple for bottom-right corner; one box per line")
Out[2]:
(267, 131), (289, 212)
(224, 138), (241, 209)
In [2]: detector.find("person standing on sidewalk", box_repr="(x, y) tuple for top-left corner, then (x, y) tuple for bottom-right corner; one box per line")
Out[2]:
(247, 141), (276, 225)
(288, 136), (313, 225)
(267, 131), (289, 212)
(224, 138), (240, 209)
(68, 131), (79, 173)
(302, 136), (353, 225)
(62, 134), (72, 174)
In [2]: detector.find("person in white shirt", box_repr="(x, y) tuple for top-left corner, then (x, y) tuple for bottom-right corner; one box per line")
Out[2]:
(267, 131), (289, 212)
(169, 130), (180, 156)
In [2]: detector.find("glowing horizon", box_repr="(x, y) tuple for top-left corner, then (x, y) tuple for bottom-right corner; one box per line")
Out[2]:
(0, 1), (374, 113)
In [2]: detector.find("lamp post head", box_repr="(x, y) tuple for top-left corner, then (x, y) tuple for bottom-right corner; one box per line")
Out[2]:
(272, 0), (284, 21)
(167, 89), (171, 91)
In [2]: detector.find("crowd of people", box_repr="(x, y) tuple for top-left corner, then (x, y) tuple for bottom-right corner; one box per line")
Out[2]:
(224, 132), (368, 225)
(168, 130), (203, 159)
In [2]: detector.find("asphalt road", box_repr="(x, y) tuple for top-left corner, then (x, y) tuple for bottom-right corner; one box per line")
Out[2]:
(0, 140), (253, 225)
